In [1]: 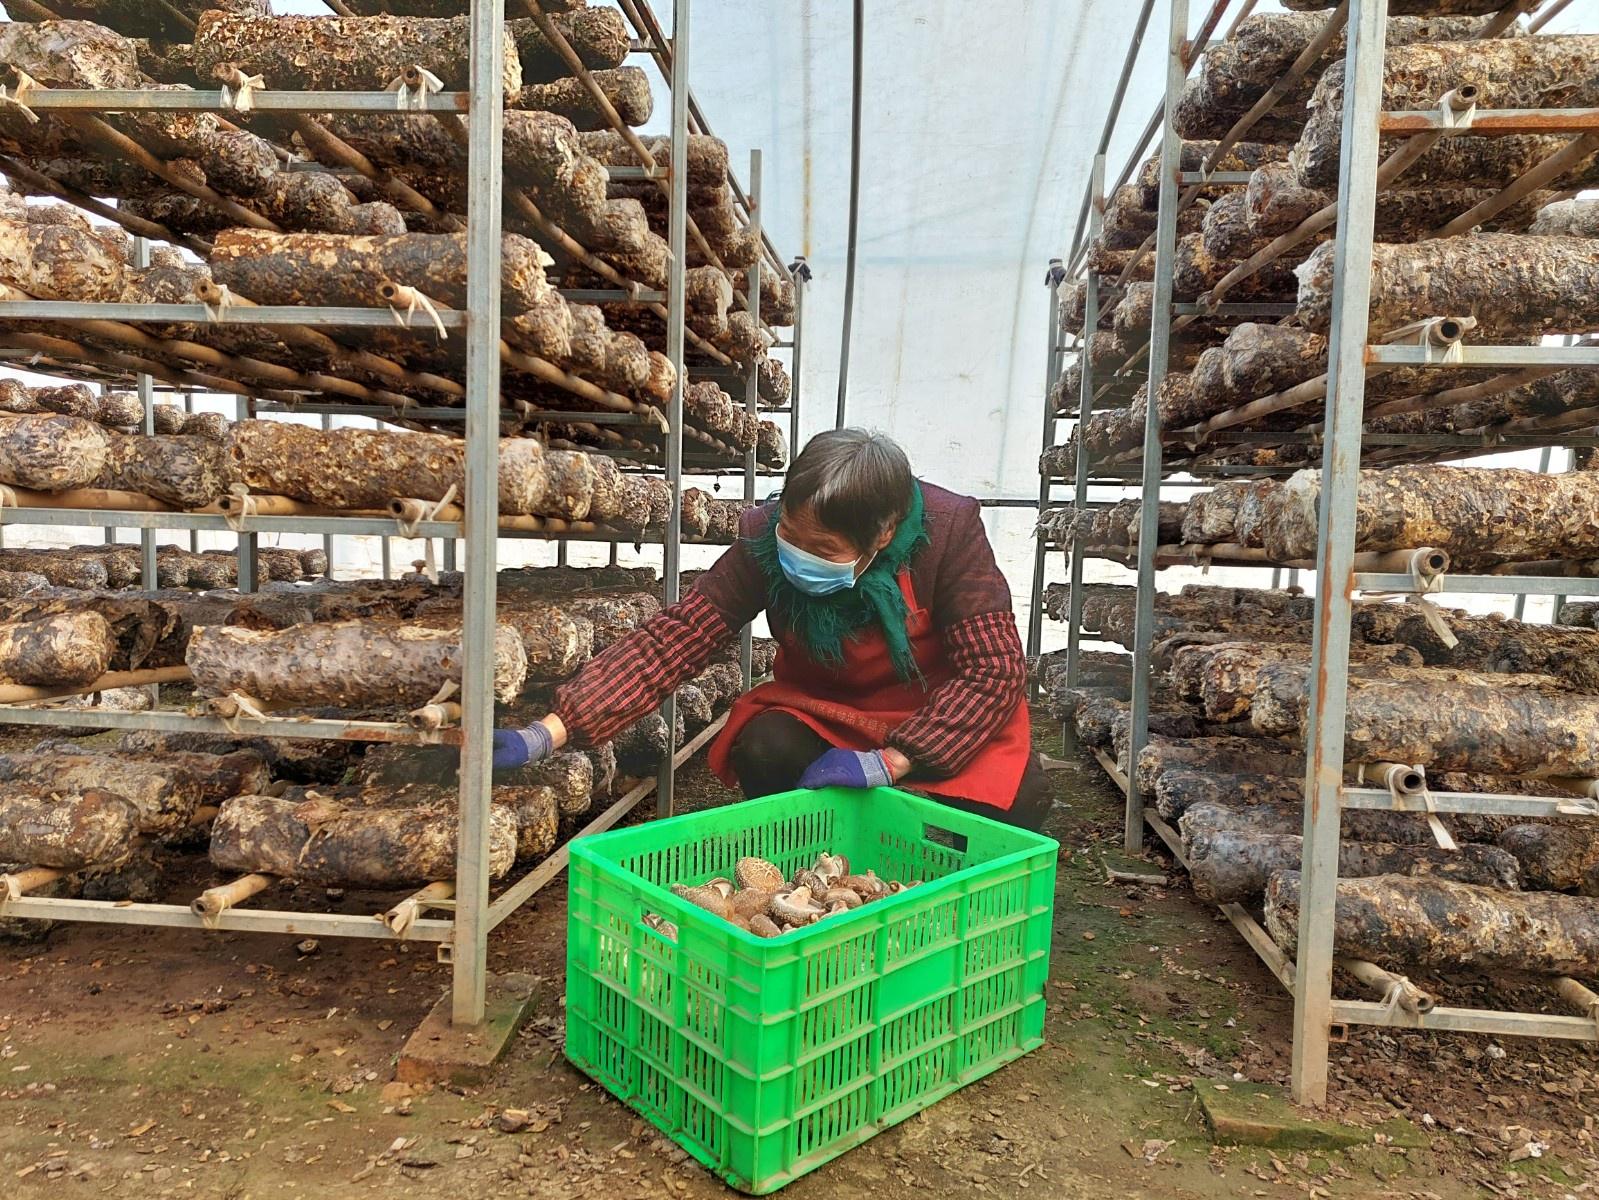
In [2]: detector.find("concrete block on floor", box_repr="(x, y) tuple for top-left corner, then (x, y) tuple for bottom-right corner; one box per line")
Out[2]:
(396, 971), (537, 1087)
(1194, 1080), (1425, 1152)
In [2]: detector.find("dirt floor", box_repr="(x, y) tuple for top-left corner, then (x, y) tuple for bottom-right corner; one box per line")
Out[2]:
(1, 726), (1597, 1199)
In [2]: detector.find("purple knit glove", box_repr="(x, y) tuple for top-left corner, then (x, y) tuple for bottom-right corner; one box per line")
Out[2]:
(492, 722), (553, 771)
(798, 748), (894, 790)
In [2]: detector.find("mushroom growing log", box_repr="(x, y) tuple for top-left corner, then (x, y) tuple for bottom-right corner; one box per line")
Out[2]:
(94, 433), (230, 508)
(0, 610), (115, 686)
(0, 751), (207, 834)
(0, 414), (109, 492)
(210, 794), (517, 888)
(516, 67), (652, 130)
(207, 229), (553, 314)
(1179, 799), (1445, 848)
(190, 13), (520, 92)
(0, 213), (126, 302)
(187, 619), (528, 709)
(1498, 823), (1599, 893)
(225, 420), (550, 515)
(1154, 768), (1304, 822)
(1292, 36), (1599, 190)
(0, 788), (139, 870)
(1296, 236), (1599, 340)
(1261, 465), (1599, 567)
(1187, 829), (1520, 905)
(1265, 871), (1599, 978)
(1260, 669), (1599, 777)
(1134, 735), (1304, 797)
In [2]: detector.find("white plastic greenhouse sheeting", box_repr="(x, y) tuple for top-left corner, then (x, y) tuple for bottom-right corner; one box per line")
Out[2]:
(677, 0), (1599, 642)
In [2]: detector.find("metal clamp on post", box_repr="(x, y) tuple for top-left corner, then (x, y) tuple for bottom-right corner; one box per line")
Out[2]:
(1436, 86), (1479, 130)
(390, 65), (444, 111)
(382, 281), (449, 339)
(219, 67), (267, 113)
(1382, 315), (1475, 367)
(202, 283), (236, 324)
(393, 484), (457, 583)
(0, 70), (41, 124)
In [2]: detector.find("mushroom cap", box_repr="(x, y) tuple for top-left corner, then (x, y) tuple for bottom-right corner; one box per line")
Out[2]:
(735, 856), (785, 892)
(671, 882), (731, 919)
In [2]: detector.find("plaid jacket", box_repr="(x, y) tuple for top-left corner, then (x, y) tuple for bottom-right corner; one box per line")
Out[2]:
(552, 482), (1027, 777)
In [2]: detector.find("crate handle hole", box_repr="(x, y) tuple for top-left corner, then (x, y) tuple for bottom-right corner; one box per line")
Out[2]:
(923, 824), (967, 854)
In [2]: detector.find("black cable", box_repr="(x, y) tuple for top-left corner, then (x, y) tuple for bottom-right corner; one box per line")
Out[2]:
(835, 0), (863, 430)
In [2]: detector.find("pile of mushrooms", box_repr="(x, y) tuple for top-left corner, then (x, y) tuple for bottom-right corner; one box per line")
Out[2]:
(649, 854), (919, 939)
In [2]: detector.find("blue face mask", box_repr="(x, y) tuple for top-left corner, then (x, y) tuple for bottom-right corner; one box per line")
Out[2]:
(775, 531), (872, 596)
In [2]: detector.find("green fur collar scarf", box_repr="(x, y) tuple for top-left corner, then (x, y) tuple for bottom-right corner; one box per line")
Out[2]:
(748, 480), (930, 682)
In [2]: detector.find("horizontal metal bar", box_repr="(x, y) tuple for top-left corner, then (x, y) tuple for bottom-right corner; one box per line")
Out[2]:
(1381, 107), (1599, 136)
(0, 895), (452, 940)
(559, 288), (666, 303)
(1342, 787), (1599, 819)
(0, 301), (464, 329)
(1368, 344), (1599, 368)
(0, 703), (460, 744)
(1176, 171), (1254, 185)
(0, 505), (460, 538)
(1332, 999), (1599, 1042)
(603, 165), (668, 180)
(13, 88), (469, 113)
(1355, 572), (1599, 597)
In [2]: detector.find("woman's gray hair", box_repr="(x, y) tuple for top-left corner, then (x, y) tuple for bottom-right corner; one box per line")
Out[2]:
(780, 428), (914, 551)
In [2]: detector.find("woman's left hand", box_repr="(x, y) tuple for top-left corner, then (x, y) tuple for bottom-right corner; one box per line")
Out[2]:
(798, 748), (906, 790)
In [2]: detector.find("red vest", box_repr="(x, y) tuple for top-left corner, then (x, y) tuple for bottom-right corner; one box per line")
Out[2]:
(708, 568), (1032, 811)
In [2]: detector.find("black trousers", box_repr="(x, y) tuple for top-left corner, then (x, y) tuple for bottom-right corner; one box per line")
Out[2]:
(727, 710), (1053, 832)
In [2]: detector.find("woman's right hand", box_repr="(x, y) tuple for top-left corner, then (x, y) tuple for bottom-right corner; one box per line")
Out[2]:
(491, 721), (555, 770)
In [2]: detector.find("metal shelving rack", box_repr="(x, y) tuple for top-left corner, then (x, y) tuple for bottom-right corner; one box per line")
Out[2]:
(0, 0), (798, 1031)
(1030, 0), (1599, 1106)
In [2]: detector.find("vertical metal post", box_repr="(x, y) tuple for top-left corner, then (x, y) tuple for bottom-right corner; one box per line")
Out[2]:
(835, 0), (863, 430)
(380, 536), (393, 580)
(1065, 157), (1108, 690)
(184, 393), (199, 553)
(555, 540), (567, 568)
(1514, 445), (1553, 622)
(451, 0), (506, 1028)
(789, 267), (805, 453)
(1025, 264), (1064, 666)
(740, 148), (763, 688)
(1293, 0), (1388, 1108)
(445, 539), (460, 573)
(655, 0), (691, 818)
(132, 240), (158, 594)
(235, 395), (257, 593)
(1125, 0), (1188, 852)
(321, 413), (335, 580)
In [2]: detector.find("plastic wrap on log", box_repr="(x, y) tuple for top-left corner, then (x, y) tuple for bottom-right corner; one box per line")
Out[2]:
(1153, 768), (1304, 823)
(1272, 670), (1599, 776)
(1175, 232), (1308, 301)
(0, 788), (139, 870)
(208, 229), (552, 314)
(225, 421), (550, 515)
(0, 414), (108, 492)
(516, 67), (651, 130)
(1188, 830), (1518, 905)
(0, 610), (115, 686)
(1530, 199), (1599, 238)
(1173, 641), (1421, 723)
(0, 751), (206, 835)
(0, 550), (106, 590)
(187, 619), (528, 709)
(1293, 38), (1599, 190)
(1262, 465), (1599, 567)
(1176, 12), (1515, 142)
(1498, 824), (1599, 893)
(1186, 323), (1325, 420)
(118, 728), (360, 785)
(1245, 163), (1550, 241)
(94, 433), (230, 508)
(1134, 736), (1303, 798)
(507, 10), (629, 81)
(1265, 871), (1599, 978)
(1180, 799), (1442, 848)
(1135, 141), (1289, 210)
(190, 13), (519, 92)
(416, 604), (592, 683)
(1296, 236), (1599, 340)
(210, 795), (516, 888)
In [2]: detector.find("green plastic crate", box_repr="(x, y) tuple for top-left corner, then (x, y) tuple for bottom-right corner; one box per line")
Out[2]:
(565, 786), (1057, 1193)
